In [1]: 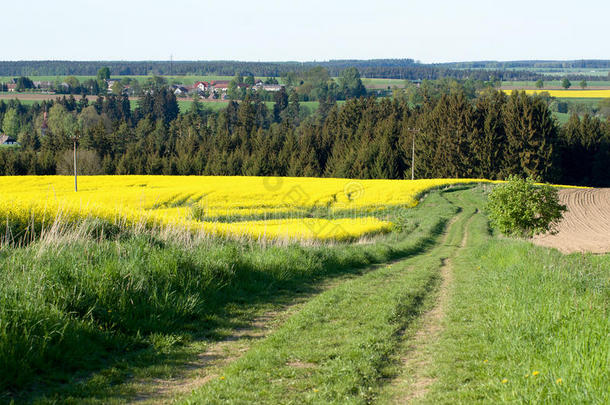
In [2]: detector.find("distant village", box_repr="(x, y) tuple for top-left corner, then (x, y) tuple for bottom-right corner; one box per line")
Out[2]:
(1, 77), (284, 100)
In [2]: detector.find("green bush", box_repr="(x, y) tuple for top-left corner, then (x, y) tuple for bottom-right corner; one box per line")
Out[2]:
(487, 176), (566, 237)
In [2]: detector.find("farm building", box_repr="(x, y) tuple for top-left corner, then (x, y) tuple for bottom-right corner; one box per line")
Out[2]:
(172, 85), (190, 95)
(253, 82), (283, 92)
(262, 84), (282, 91)
(0, 134), (18, 145)
(194, 81), (210, 91)
(210, 81), (231, 91)
(33, 81), (53, 90)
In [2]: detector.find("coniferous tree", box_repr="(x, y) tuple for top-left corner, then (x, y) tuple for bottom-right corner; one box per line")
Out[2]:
(502, 91), (557, 180)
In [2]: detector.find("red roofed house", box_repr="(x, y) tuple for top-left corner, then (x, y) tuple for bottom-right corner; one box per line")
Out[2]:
(210, 81), (231, 91)
(194, 81), (210, 91)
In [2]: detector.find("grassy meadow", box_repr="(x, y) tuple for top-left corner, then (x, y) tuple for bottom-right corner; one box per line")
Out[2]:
(0, 180), (607, 404)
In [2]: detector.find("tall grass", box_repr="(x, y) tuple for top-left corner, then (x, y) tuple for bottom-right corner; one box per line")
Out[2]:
(0, 190), (457, 394)
(425, 211), (609, 403)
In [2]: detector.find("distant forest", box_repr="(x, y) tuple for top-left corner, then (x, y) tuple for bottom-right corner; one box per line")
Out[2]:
(437, 60), (610, 69)
(0, 59), (565, 81)
(1, 82), (608, 186)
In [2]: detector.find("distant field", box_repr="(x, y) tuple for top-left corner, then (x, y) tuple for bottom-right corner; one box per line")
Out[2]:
(502, 80), (610, 88)
(501, 89), (610, 98)
(468, 67), (610, 77)
(361, 78), (407, 89)
(556, 97), (604, 105)
(0, 74), (409, 90)
(553, 112), (570, 124)
(0, 94), (323, 114)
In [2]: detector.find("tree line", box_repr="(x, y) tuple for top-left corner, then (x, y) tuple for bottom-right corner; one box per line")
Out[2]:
(0, 59), (555, 82)
(1, 86), (608, 186)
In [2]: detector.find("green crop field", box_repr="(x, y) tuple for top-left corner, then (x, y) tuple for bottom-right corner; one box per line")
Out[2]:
(361, 78), (408, 88)
(553, 111), (570, 124)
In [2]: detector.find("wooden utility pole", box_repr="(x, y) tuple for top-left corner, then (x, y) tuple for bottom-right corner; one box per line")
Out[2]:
(71, 129), (80, 192)
(73, 138), (78, 192)
(411, 135), (415, 180)
(408, 128), (420, 180)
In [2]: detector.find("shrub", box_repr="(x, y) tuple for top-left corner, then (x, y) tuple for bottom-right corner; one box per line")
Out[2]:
(487, 176), (567, 237)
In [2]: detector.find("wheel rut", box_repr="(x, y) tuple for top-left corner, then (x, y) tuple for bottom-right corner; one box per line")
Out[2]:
(389, 206), (475, 404)
(129, 197), (472, 404)
(128, 275), (353, 404)
(127, 234), (452, 404)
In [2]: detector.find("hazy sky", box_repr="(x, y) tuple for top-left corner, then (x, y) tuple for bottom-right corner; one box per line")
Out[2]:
(4, 0), (609, 62)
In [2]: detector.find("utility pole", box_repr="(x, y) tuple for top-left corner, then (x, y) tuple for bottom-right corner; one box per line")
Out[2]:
(408, 128), (420, 180)
(411, 135), (415, 180)
(71, 129), (80, 192)
(73, 138), (78, 192)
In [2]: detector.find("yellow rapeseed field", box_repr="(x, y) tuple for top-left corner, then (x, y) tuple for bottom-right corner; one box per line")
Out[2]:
(502, 89), (610, 98)
(0, 176), (487, 241)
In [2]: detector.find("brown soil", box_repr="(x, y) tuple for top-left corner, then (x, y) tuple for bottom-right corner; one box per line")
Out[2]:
(532, 188), (610, 254)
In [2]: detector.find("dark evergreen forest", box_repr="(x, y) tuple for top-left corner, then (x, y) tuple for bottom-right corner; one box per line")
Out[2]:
(1, 86), (608, 186)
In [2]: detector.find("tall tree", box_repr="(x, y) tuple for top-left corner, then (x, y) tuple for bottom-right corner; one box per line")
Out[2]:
(1, 108), (20, 137)
(338, 67), (366, 99)
(96, 67), (111, 81)
(502, 91), (557, 180)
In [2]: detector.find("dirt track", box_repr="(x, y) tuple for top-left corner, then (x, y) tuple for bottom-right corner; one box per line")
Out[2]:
(533, 188), (610, 254)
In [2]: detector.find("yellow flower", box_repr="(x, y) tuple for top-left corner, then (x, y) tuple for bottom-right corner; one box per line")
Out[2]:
(556, 378), (562, 384)
(501, 379), (508, 384)
(220, 376), (225, 380)
(313, 389), (319, 392)
(532, 371), (540, 376)
(524, 374), (529, 378)
(483, 359), (488, 363)
(0, 176), (493, 242)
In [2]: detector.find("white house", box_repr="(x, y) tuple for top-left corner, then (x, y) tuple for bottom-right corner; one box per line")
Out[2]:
(262, 84), (283, 92)
(194, 81), (210, 92)
(173, 86), (189, 95)
(0, 134), (18, 145)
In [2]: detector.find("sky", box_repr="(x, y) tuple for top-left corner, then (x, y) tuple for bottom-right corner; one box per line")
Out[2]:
(3, 0), (609, 63)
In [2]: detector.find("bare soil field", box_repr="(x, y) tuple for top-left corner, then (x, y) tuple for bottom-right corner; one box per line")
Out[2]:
(533, 188), (610, 254)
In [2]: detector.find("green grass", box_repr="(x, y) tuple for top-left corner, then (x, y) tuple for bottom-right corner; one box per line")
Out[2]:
(182, 190), (472, 404)
(2, 185), (607, 404)
(553, 112), (570, 124)
(0, 188), (456, 402)
(0, 98), (39, 106)
(421, 208), (609, 404)
(361, 78), (407, 88)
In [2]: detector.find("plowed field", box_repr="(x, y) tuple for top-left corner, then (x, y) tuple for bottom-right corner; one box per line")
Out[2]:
(533, 188), (610, 253)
